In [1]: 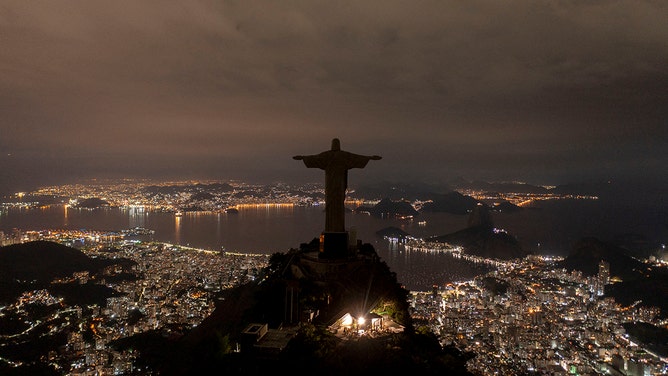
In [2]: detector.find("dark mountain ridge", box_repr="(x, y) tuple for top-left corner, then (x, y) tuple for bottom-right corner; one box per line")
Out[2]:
(448, 179), (550, 194)
(73, 197), (110, 208)
(558, 237), (668, 316)
(427, 203), (529, 260)
(428, 225), (528, 260)
(355, 197), (420, 218)
(0, 240), (135, 304)
(420, 191), (482, 215)
(557, 237), (648, 278)
(0, 241), (107, 282)
(352, 180), (452, 201)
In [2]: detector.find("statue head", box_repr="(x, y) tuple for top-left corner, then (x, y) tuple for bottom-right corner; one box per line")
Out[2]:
(331, 138), (341, 151)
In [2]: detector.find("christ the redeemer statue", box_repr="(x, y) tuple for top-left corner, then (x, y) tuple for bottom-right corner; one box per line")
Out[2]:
(294, 138), (381, 233)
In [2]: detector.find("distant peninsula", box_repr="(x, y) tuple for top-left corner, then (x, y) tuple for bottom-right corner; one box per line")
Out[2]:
(72, 197), (110, 208)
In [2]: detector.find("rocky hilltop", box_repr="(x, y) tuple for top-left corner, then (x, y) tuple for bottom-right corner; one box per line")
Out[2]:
(128, 239), (474, 375)
(428, 203), (529, 260)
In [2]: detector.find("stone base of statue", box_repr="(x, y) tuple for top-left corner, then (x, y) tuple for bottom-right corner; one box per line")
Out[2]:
(319, 232), (349, 259)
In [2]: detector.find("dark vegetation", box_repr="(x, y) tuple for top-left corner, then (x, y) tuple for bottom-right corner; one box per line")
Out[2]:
(428, 224), (527, 260)
(622, 322), (668, 358)
(558, 237), (668, 316)
(480, 276), (509, 296)
(72, 197), (110, 208)
(0, 241), (136, 305)
(427, 204), (529, 260)
(420, 191), (482, 215)
(355, 197), (420, 218)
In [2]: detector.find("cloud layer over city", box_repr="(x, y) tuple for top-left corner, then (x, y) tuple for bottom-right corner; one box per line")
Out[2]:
(1, 0), (667, 191)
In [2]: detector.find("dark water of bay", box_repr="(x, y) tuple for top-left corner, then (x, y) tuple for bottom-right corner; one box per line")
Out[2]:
(1, 200), (666, 291)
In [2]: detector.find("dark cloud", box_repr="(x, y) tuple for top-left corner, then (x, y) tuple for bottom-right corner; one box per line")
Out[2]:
(1, 0), (667, 192)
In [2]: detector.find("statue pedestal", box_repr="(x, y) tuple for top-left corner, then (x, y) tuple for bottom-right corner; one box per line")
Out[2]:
(319, 232), (349, 259)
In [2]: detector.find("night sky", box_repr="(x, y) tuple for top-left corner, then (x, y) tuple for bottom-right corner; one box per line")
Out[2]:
(1, 1), (667, 193)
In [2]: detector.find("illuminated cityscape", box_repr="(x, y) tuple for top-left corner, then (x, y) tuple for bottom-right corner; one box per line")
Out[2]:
(2, 178), (593, 218)
(1, 226), (666, 375)
(1, 179), (666, 375)
(411, 255), (667, 375)
(0, 229), (270, 374)
(2, 1), (666, 374)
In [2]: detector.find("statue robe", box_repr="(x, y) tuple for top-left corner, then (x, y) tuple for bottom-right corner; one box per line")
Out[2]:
(300, 150), (373, 233)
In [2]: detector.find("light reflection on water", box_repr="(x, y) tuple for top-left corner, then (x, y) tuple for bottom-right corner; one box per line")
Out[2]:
(3, 200), (661, 291)
(0, 204), (491, 290)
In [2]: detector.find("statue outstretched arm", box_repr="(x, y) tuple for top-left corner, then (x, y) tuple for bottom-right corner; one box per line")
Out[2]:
(294, 154), (328, 168)
(370, 155), (381, 160)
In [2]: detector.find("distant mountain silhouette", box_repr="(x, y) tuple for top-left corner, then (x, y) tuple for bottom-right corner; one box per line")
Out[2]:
(448, 179), (550, 194)
(557, 237), (668, 316)
(427, 204), (528, 260)
(420, 191), (481, 215)
(0, 241), (135, 304)
(429, 225), (527, 260)
(353, 179), (553, 201)
(119, 240), (474, 375)
(376, 226), (412, 240)
(550, 178), (666, 207)
(355, 197), (419, 218)
(612, 233), (665, 260)
(557, 237), (647, 278)
(549, 179), (633, 198)
(351, 180), (451, 201)
(73, 197), (110, 208)
(490, 201), (522, 213)
(142, 182), (234, 196)
(467, 203), (493, 228)
(0, 241), (105, 282)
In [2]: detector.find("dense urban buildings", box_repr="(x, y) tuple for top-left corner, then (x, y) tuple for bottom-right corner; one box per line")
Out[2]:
(410, 254), (667, 375)
(1, 180), (666, 375)
(0, 231), (270, 374)
(2, 230), (665, 375)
